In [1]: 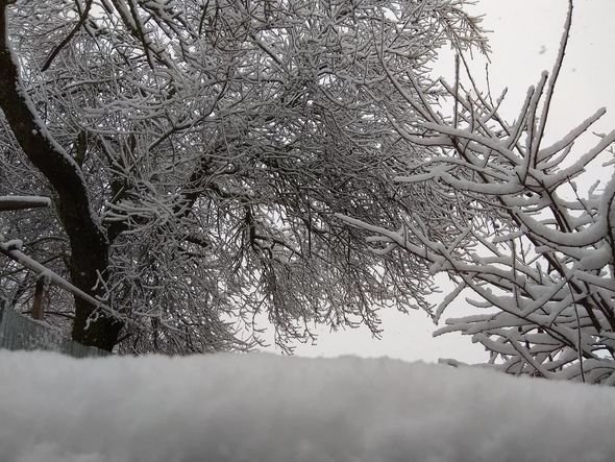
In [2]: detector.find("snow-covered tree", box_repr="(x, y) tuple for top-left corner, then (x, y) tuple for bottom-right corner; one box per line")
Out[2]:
(341, 1), (615, 384)
(0, 0), (484, 352)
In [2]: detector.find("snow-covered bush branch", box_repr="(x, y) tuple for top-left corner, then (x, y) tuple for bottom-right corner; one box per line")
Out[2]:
(340, 1), (615, 384)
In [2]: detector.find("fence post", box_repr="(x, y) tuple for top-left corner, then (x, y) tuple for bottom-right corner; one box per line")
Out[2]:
(31, 276), (46, 320)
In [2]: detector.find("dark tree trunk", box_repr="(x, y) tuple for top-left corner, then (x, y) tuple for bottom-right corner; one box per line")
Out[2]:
(0, 1), (123, 351)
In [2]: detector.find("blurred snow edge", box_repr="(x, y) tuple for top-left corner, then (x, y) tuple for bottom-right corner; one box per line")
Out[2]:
(1, 350), (614, 462)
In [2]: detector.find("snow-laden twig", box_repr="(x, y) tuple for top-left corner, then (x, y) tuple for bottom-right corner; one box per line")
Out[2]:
(342, 0), (615, 384)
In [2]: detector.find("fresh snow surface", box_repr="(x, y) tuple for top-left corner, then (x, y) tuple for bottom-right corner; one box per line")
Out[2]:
(2, 351), (615, 462)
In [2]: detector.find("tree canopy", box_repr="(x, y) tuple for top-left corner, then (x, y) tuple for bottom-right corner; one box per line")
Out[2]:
(0, 0), (484, 353)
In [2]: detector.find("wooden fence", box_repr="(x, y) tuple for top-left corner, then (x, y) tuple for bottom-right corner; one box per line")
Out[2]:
(0, 299), (109, 358)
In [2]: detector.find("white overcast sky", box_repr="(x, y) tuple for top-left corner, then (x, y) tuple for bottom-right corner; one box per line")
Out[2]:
(269, 0), (615, 364)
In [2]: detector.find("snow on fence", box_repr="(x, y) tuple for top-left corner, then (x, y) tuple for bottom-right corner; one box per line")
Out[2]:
(0, 194), (110, 358)
(0, 299), (108, 358)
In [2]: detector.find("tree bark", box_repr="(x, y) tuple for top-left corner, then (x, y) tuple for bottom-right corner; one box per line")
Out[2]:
(0, 1), (122, 351)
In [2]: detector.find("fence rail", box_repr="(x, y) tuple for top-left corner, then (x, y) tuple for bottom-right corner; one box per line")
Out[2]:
(0, 299), (108, 358)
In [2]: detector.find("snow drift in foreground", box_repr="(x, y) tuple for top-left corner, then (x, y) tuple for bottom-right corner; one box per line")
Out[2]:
(1, 352), (615, 462)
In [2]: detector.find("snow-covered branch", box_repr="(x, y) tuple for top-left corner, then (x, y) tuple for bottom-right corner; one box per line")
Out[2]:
(0, 195), (51, 211)
(342, 1), (615, 384)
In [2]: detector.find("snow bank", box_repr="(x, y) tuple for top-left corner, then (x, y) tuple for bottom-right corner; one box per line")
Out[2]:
(1, 351), (614, 462)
